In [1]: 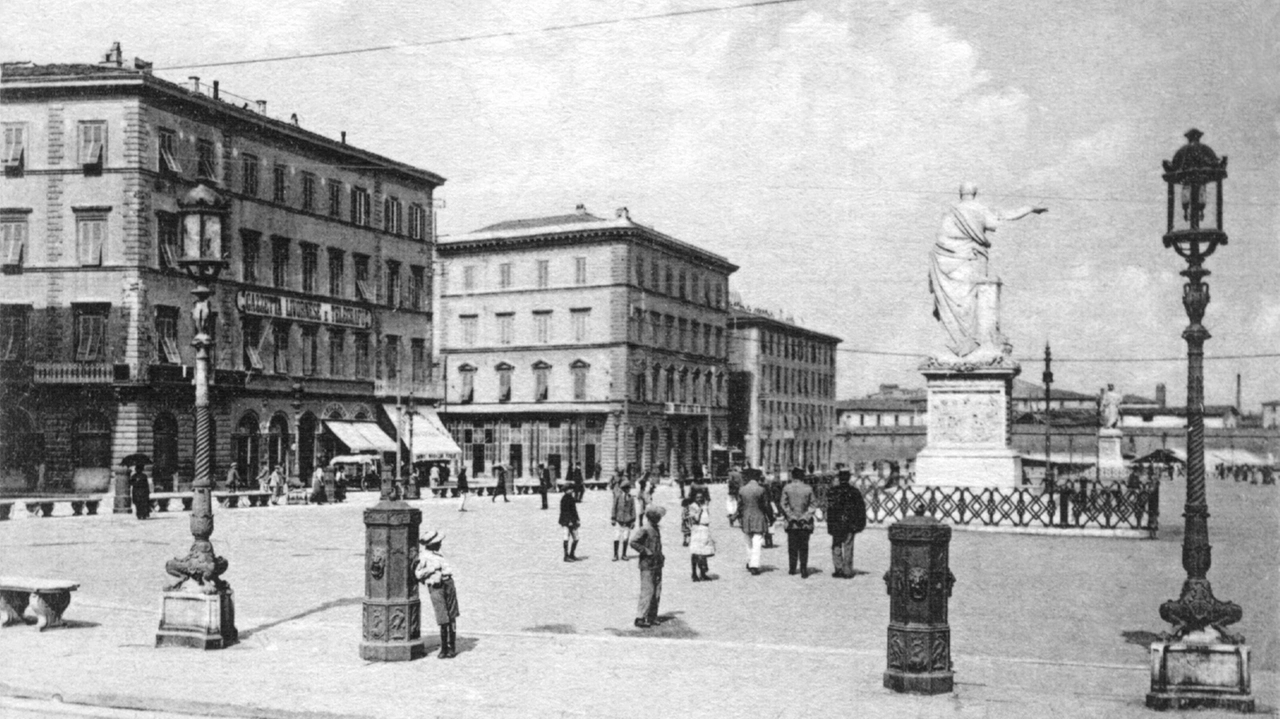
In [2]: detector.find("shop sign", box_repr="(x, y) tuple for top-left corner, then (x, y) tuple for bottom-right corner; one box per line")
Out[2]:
(236, 290), (372, 329)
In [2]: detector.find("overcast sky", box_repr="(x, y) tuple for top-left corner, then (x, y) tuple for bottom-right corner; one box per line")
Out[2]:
(5, 0), (1277, 408)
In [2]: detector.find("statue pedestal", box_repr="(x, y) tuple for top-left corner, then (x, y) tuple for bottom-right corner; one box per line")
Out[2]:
(914, 363), (1021, 488)
(1147, 630), (1254, 711)
(155, 587), (237, 650)
(1097, 429), (1127, 478)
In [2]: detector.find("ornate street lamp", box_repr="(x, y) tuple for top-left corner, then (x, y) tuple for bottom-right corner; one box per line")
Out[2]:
(156, 182), (237, 649)
(1147, 130), (1252, 711)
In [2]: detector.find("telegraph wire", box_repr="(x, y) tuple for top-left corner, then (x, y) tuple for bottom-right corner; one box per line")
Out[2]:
(155, 0), (809, 71)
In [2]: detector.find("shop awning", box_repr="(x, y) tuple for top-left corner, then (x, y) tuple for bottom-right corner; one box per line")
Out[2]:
(381, 404), (461, 461)
(324, 421), (398, 454)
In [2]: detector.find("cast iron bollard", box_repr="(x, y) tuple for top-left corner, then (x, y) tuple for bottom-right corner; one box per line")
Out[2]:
(360, 498), (424, 661)
(883, 508), (956, 694)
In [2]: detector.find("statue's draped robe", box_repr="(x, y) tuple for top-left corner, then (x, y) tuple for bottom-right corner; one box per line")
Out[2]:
(929, 201), (1000, 357)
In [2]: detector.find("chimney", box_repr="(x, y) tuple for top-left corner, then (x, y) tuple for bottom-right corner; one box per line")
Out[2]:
(188, 76), (201, 93)
(1156, 383), (1166, 408)
(341, 131), (347, 144)
(100, 42), (123, 68)
(575, 203), (587, 215)
(133, 57), (153, 73)
(256, 100), (267, 114)
(615, 207), (629, 220)
(1236, 373), (1242, 411)
(212, 80), (219, 100)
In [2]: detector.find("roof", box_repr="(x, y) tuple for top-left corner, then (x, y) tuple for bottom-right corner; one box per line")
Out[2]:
(729, 307), (843, 345)
(2, 60), (445, 188)
(1120, 405), (1240, 417)
(836, 398), (923, 412)
(475, 212), (607, 233)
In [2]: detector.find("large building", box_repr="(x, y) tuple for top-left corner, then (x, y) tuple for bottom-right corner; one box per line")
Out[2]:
(727, 303), (841, 472)
(0, 45), (445, 494)
(436, 206), (737, 480)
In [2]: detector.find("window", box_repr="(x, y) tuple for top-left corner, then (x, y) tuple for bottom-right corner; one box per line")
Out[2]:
(635, 254), (645, 287)
(411, 339), (425, 383)
(409, 265), (424, 310)
(74, 304), (109, 361)
(301, 244), (318, 293)
(301, 173), (316, 212)
(649, 259), (659, 289)
(649, 311), (661, 345)
(328, 249), (345, 297)
(197, 139), (216, 180)
(462, 265), (475, 291)
(497, 364), (512, 402)
(328, 329), (344, 377)
(574, 257), (587, 285)
(703, 324), (712, 356)
(664, 315), (674, 348)
(243, 318), (265, 371)
(385, 261), (401, 307)
(78, 121), (106, 170)
(328, 179), (342, 217)
(534, 311), (551, 344)
(354, 254), (371, 300)
(3, 124), (26, 175)
(534, 363), (550, 401)
(0, 305), (30, 361)
(271, 237), (290, 289)
(354, 333), (370, 377)
(155, 212), (180, 270)
(571, 309), (589, 343)
(664, 267), (673, 295)
(158, 128), (180, 174)
(572, 361), (589, 400)
(155, 306), (181, 364)
(460, 366), (475, 404)
(384, 196), (403, 234)
(499, 263), (512, 289)
(241, 230), (260, 284)
(409, 203), (427, 239)
(241, 154), (259, 196)
(536, 260), (549, 288)
(385, 335), (399, 380)
(678, 270), (686, 299)
(271, 322), (290, 374)
(633, 370), (646, 402)
(677, 318), (687, 351)
(300, 327), (318, 376)
(497, 313), (514, 345)
(715, 327), (724, 357)
(1, 218), (28, 267)
(76, 215), (106, 266)
(272, 164), (288, 203)
(351, 187), (370, 225)
(461, 315), (477, 346)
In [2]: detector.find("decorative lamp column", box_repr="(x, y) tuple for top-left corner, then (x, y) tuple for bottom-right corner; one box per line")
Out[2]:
(156, 182), (237, 650)
(1147, 129), (1252, 712)
(360, 488), (423, 660)
(883, 508), (955, 694)
(403, 393), (420, 500)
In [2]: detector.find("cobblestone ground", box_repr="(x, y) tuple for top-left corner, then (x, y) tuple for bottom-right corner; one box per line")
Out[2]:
(0, 474), (1275, 718)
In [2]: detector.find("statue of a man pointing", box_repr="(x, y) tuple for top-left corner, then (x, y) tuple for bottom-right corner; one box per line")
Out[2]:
(929, 182), (1047, 360)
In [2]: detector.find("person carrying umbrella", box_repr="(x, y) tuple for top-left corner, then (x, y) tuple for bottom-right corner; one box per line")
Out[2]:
(129, 462), (152, 520)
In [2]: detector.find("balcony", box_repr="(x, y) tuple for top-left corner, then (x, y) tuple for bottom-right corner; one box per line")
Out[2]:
(374, 378), (445, 400)
(33, 363), (128, 384)
(665, 402), (719, 416)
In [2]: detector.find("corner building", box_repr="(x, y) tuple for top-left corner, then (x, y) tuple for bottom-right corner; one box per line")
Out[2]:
(437, 207), (737, 480)
(727, 305), (841, 472)
(0, 48), (443, 494)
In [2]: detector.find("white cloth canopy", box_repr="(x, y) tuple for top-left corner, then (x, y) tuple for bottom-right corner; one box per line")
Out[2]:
(324, 421), (397, 454)
(380, 405), (461, 461)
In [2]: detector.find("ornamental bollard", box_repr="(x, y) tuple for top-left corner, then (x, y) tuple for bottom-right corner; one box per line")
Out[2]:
(360, 499), (423, 661)
(883, 509), (956, 694)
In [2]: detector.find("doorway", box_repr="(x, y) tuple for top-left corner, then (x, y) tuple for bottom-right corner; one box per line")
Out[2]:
(509, 444), (523, 478)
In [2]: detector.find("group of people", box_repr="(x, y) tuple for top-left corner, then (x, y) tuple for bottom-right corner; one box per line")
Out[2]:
(1214, 463), (1275, 485)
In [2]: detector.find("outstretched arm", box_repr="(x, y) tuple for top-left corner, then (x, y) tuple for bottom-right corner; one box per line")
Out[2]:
(998, 206), (1048, 222)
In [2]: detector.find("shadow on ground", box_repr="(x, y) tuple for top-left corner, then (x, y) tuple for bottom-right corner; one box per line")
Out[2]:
(240, 596), (363, 638)
(605, 611), (698, 640)
(525, 623), (577, 634)
(1122, 630), (1164, 646)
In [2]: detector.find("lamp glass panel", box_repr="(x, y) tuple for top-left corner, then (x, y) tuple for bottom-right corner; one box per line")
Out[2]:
(183, 214), (203, 258)
(201, 214), (221, 258)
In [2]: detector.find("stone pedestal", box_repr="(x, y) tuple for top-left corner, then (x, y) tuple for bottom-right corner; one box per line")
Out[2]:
(1147, 630), (1254, 712)
(112, 467), (132, 514)
(360, 500), (424, 661)
(155, 588), (237, 650)
(1097, 429), (1127, 477)
(914, 363), (1021, 488)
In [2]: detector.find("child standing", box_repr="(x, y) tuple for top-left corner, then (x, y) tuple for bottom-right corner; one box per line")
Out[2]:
(559, 485), (581, 562)
(629, 506), (666, 628)
(680, 496), (695, 547)
(688, 490), (716, 581)
(415, 530), (459, 659)
(611, 481), (636, 561)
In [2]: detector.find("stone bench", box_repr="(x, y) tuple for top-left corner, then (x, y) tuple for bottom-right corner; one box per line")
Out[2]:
(0, 501), (13, 520)
(146, 491), (274, 512)
(0, 577), (80, 631)
(21, 499), (101, 518)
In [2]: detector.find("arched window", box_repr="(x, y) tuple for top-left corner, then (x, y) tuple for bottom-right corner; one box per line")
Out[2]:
(233, 412), (261, 479)
(298, 412), (318, 481)
(153, 412), (179, 491)
(0, 409), (39, 489)
(73, 412), (111, 468)
(267, 413), (290, 474)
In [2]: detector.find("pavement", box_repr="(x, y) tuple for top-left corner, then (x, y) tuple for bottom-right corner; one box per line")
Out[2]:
(0, 475), (1276, 718)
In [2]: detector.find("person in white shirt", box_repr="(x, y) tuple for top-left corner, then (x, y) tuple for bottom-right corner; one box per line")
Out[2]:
(414, 530), (459, 659)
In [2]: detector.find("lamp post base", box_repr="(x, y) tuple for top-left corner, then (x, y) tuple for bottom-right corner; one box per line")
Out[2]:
(155, 587), (238, 650)
(1147, 633), (1253, 713)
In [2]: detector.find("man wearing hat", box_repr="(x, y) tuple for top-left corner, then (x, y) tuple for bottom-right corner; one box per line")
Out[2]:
(628, 505), (666, 628)
(738, 469), (773, 575)
(781, 467), (817, 578)
(611, 479), (637, 561)
(559, 483), (582, 562)
(414, 530), (459, 659)
(826, 469), (867, 578)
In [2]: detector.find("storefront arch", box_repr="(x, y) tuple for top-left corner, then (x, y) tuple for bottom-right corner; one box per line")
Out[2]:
(267, 412), (291, 475)
(0, 408), (39, 490)
(298, 412), (319, 482)
(153, 412), (179, 491)
(233, 412), (261, 479)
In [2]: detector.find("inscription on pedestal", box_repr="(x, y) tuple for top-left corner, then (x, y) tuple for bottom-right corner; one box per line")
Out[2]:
(930, 391), (1005, 446)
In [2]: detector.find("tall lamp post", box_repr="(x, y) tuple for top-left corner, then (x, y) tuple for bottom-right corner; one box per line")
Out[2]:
(156, 182), (237, 649)
(1146, 129), (1252, 711)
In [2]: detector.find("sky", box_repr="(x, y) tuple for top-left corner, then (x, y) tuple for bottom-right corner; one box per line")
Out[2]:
(5, 0), (1278, 409)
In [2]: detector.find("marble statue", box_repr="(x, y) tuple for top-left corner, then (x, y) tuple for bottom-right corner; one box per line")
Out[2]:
(929, 183), (1046, 362)
(1100, 384), (1122, 430)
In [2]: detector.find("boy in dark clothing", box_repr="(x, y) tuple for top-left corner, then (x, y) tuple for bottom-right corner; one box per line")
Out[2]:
(559, 487), (581, 561)
(629, 506), (666, 628)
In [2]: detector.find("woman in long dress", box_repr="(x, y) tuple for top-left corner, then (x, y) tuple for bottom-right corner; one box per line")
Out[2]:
(688, 489), (715, 581)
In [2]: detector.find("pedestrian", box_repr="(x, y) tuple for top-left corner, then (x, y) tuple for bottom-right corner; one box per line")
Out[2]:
(538, 463), (551, 510)
(688, 490), (716, 581)
(269, 465), (285, 505)
(680, 495), (695, 547)
(738, 470), (773, 575)
(763, 474), (783, 548)
(456, 465), (470, 512)
(570, 462), (585, 497)
(826, 469), (867, 578)
(225, 463), (241, 493)
(726, 466), (742, 528)
(429, 463), (440, 488)
(781, 468), (816, 577)
(310, 464), (327, 504)
(611, 480), (636, 561)
(129, 463), (151, 520)
(414, 530), (459, 659)
(333, 467), (347, 503)
(256, 465), (271, 493)
(629, 505), (666, 628)
(559, 482), (582, 562)
(492, 465), (509, 503)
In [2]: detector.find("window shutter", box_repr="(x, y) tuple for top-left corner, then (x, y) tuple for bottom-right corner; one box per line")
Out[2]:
(0, 318), (16, 360)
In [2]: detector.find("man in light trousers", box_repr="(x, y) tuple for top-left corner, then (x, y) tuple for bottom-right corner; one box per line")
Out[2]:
(737, 469), (773, 575)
